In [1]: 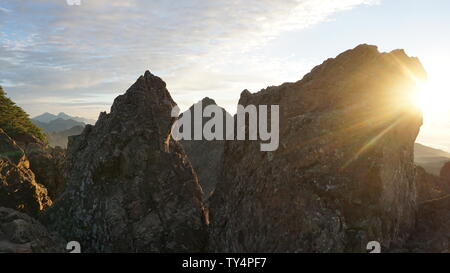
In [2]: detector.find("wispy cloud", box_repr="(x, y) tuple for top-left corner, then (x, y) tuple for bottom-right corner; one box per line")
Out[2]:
(0, 0), (376, 118)
(0, 7), (11, 13)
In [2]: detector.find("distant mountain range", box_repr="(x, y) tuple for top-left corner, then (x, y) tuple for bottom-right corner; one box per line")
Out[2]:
(33, 112), (96, 125)
(31, 112), (92, 147)
(415, 143), (450, 175)
(47, 125), (85, 148)
(32, 118), (85, 134)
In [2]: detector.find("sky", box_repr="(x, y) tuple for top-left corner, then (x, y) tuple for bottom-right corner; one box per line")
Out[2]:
(0, 0), (449, 151)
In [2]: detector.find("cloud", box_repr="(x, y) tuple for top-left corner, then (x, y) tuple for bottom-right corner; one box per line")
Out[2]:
(0, 7), (11, 13)
(0, 0), (376, 118)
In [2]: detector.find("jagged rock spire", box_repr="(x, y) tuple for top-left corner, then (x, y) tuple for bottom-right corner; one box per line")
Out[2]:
(44, 71), (207, 252)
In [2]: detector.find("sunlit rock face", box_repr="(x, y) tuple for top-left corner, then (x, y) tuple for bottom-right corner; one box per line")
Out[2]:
(44, 71), (208, 253)
(209, 44), (426, 252)
(0, 129), (52, 216)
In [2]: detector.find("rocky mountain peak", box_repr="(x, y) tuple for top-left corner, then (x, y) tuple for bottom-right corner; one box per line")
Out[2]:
(179, 98), (231, 199)
(200, 97), (217, 106)
(105, 70), (176, 150)
(45, 70), (207, 252)
(209, 44), (426, 252)
(129, 70), (169, 98)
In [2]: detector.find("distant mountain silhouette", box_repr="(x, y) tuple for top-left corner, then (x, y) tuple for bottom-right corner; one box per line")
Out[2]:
(32, 112), (58, 123)
(415, 143), (450, 175)
(32, 118), (85, 134)
(47, 125), (85, 148)
(33, 112), (96, 125)
(32, 112), (89, 147)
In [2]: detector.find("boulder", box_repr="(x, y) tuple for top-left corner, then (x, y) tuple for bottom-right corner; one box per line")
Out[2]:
(0, 207), (64, 253)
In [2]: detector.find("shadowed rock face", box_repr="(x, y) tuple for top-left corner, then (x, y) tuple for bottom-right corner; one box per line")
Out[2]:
(0, 207), (64, 253)
(209, 44), (426, 252)
(26, 146), (66, 200)
(440, 162), (450, 182)
(402, 166), (450, 252)
(0, 129), (52, 216)
(44, 71), (207, 253)
(180, 98), (230, 199)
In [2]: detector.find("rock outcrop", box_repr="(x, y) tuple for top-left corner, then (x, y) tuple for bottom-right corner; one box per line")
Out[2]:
(0, 129), (52, 216)
(0, 207), (64, 253)
(44, 71), (207, 252)
(209, 44), (426, 252)
(13, 131), (67, 200)
(440, 162), (450, 182)
(27, 146), (66, 200)
(180, 98), (230, 198)
(402, 165), (450, 252)
(415, 166), (450, 203)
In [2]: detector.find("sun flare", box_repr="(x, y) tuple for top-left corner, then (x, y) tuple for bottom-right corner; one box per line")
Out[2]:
(412, 75), (449, 119)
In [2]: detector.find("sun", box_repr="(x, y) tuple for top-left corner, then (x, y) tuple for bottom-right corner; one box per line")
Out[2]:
(412, 74), (449, 119)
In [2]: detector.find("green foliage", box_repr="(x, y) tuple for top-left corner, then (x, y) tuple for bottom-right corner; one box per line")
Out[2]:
(0, 86), (46, 142)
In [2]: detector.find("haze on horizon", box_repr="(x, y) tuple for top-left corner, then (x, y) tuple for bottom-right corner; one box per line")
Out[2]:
(0, 0), (449, 151)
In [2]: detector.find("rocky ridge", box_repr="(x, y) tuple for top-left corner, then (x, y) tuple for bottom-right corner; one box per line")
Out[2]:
(2, 44), (450, 253)
(44, 71), (208, 252)
(209, 44), (426, 252)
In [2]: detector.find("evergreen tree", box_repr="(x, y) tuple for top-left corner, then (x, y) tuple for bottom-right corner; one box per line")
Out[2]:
(0, 86), (46, 141)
